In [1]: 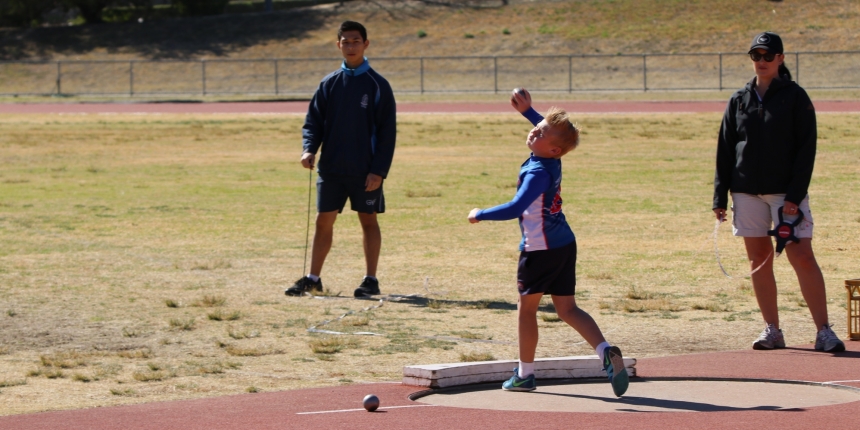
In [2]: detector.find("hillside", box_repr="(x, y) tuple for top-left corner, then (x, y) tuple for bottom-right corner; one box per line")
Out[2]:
(1, 0), (858, 62)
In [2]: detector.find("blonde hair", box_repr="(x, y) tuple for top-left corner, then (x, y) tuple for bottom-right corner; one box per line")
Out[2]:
(544, 106), (579, 155)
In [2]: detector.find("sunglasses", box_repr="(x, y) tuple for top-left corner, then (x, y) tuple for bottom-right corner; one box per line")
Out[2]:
(749, 52), (778, 62)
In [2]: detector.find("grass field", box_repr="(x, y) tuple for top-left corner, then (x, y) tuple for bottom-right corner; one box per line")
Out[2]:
(1, 110), (859, 414)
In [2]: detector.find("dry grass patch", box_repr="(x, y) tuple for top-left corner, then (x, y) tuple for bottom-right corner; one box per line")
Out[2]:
(207, 309), (241, 321)
(116, 348), (153, 359)
(0, 379), (26, 388)
(132, 370), (169, 382)
(193, 295), (227, 307)
(341, 315), (371, 327)
(39, 350), (90, 369)
(460, 351), (495, 362)
(308, 337), (351, 355)
(450, 331), (487, 340)
(110, 388), (137, 396)
(224, 344), (282, 357)
(121, 327), (142, 338)
(28, 368), (66, 379)
(540, 313), (563, 322)
(185, 362), (224, 375)
(227, 328), (259, 340)
(169, 318), (196, 331)
(691, 302), (734, 313)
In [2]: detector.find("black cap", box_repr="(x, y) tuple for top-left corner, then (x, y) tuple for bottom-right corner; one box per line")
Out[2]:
(749, 32), (783, 54)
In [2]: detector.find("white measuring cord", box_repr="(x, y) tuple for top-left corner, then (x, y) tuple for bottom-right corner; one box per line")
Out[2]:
(713, 219), (772, 278)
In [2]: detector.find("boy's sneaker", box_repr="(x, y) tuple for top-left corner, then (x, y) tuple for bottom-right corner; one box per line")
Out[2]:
(752, 324), (785, 350)
(603, 346), (629, 397)
(285, 276), (322, 296)
(502, 368), (536, 392)
(354, 277), (380, 298)
(815, 324), (846, 352)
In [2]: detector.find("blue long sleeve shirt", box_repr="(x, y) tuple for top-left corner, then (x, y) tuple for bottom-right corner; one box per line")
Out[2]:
(302, 58), (397, 178)
(476, 108), (575, 251)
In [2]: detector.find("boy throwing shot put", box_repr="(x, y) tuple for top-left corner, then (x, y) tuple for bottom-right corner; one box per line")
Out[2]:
(468, 89), (628, 397)
(286, 21), (396, 298)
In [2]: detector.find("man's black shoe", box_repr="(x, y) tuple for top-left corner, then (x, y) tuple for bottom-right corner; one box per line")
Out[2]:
(354, 277), (380, 298)
(285, 276), (323, 296)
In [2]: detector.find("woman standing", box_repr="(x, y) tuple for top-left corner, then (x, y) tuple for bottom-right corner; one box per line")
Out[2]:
(712, 32), (844, 352)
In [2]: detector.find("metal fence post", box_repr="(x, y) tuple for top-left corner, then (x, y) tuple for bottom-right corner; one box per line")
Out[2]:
(56, 61), (61, 95)
(420, 57), (424, 94)
(643, 54), (647, 92)
(202, 60), (207, 95)
(129, 61), (134, 97)
(274, 60), (279, 95)
(493, 56), (498, 94)
(569, 55), (573, 93)
(796, 52), (800, 85)
(718, 53), (722, 91)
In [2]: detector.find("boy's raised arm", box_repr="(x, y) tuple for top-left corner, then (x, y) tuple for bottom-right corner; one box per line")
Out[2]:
(510, 87), (543, 126)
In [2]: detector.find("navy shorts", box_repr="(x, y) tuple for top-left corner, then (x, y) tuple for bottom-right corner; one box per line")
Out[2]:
(516, 240), (577, 296)
(317, 173), (385, 214)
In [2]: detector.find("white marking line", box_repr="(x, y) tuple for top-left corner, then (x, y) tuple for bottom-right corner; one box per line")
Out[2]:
(824, 380), (860, 384)
(297, 404), (437, 415)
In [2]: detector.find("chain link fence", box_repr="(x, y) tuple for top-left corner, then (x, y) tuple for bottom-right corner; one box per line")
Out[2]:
(3, 51), (860, 97)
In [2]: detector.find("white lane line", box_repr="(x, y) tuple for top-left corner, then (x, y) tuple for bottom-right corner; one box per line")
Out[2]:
(297, 404), (437, 415)
(824, 380), (860, 384)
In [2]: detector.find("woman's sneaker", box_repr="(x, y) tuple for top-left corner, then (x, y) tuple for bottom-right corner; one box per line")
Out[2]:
(603, 346), (629, 397)
(502, 368), (536, 392)
(285, 276), (323, 296)
(815, 324), (846, 352)
(752, 324), (785, 350)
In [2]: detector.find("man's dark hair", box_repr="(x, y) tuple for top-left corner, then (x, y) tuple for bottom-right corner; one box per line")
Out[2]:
(338, 21), (367, 41)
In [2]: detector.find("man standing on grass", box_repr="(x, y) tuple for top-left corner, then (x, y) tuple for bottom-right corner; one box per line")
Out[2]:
(286, 20), (396, 299)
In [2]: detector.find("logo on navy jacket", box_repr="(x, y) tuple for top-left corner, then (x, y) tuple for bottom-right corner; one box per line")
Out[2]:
(361, 94), (369, 109)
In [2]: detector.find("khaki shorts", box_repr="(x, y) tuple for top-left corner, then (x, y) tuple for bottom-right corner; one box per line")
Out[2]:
(730, 193), (814, 238)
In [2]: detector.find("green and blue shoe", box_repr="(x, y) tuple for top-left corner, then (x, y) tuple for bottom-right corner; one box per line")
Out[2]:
(603, 346), (629, 397)
(502, 368), (536, 392)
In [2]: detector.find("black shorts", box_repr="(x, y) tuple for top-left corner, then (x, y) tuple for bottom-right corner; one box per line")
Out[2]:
(516, 241), (577, 296)
(317, 173), (385, 214)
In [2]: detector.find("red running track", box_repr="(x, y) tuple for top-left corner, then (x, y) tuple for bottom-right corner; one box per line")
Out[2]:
(2, 100), (860, 114)
(1, 341), (859, 430)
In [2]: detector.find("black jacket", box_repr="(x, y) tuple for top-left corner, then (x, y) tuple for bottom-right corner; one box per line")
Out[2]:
(713, 76), (817, 210)
(302, 59), (397, 179)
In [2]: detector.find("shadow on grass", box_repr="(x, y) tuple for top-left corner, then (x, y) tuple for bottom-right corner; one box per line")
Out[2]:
(0, 9), (330, 60)
(369, 295), (557, 313)
(0, 1), (511, 61)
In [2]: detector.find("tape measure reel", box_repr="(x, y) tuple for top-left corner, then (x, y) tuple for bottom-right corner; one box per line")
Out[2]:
(767, 206), (804, 255)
